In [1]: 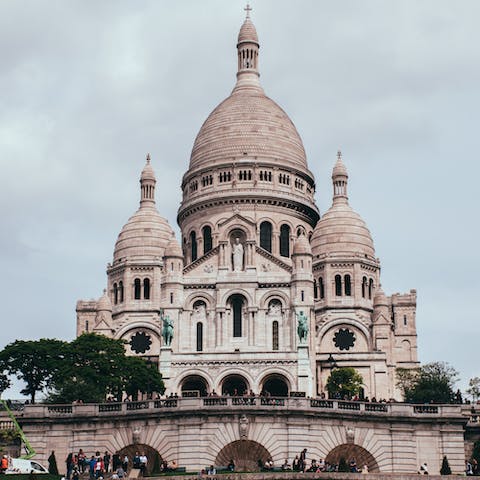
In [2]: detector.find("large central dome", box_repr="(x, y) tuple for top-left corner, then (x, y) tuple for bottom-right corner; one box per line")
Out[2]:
(189, 89), (307, 170)
(188, 15), (308, 172)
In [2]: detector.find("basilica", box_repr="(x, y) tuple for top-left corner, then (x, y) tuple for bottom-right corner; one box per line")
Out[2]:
(76, 9), (418, 402)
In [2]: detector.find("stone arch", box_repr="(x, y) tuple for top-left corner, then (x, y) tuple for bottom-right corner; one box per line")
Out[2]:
(220, 373), (250, 396)
(116, 444), (162, 475)
(258, 290), (289, 310)
(260, 373), (290, 396)
(173, 369), (214, 395)
(115, 321), (161, 340)
(325, 444), (379, 473)
(317, 318), (370, 349)
(184, 292), (215, 310)
(220, 288), (253, 307)
(215, 440), (271, 472)
(180, 374), (209, 397)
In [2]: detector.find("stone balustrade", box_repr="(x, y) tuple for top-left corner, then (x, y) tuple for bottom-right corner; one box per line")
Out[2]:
(20, 397), (463, 420)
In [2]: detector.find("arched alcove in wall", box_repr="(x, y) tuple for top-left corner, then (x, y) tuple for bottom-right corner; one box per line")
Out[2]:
(221, 374), (249, 396)
(325, 444), (379, 472)
(261, 373), (290, 396)
(215, 440), (271, 472)
(116, 444), (162, 475)
(181, 375), (209, 397)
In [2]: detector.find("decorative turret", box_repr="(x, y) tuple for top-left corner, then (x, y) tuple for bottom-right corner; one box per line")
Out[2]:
(140, 153), (156, 206)
(332, 150), (348, 204)
(94, 289), (113, 336)
(234, 4), (261, 92)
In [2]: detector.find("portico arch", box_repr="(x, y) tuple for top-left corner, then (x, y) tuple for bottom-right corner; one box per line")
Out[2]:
(325, 444), (379, 473)
(260, 373), (290, 397)
(117, 444), (162, 475)
(181, 375), (209, 397)
(221, 374), (249, 396)
(216, 440), (271, 472)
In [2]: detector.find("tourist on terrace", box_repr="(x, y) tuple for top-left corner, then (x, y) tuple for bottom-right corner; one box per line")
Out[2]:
(227, 460), (235, 472)
(281, 459), (291, 471)
(292, 455), (300, 471)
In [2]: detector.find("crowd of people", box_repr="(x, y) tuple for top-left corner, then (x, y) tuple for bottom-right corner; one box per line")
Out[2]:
(64, 450), (153, 479)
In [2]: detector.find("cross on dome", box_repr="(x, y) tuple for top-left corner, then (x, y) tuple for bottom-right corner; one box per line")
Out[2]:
(337, 149), (342, 161)
(244, 3), (252, 18)
(146, 153), (151, 164)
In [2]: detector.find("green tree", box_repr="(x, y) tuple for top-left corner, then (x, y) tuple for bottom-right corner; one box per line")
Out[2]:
(326, 367), (363, 399)
(440, 455), (451, 475)
(122, 356), (165, 401)
(51, 333), (164, 403)
(466, 377), (480, 403)
(0, 373), (10, 398)
(0, 339), (67, 403)
(396, 362), (458, 404)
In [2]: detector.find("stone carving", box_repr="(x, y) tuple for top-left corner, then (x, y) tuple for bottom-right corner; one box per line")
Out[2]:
(161, 312), (174, 347)
(132, 426), (141, 444)
(346, 426), (355, 443)
(239, 414), (249, 440)
(203, 264), (214, 273)
(296, 310), (309, 343)
(232, 237), (244, 271)
(261, 263), (271, 272)
(268, 300), (282, 315)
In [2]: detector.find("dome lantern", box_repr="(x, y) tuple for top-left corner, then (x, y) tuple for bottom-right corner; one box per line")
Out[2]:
(332, 150), (348, 204)
(140, 153), (156, 206)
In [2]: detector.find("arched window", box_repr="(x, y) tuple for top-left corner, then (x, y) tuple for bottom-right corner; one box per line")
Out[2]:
(260, 221), (272, 252)
(362, 276), (367, 298)
(202, 226), (212, 254)
(190, 231), (197, 262)
(344, 274), (351, 296)
(143, 278), (151, 300)
(113, 283), (118, 305)
(196, 322), (203, 352)
(301, 290), (305, 301)
(231, 295), (245, 337)
(369, 278), (374, 299)
(335, 275), (342, 296)
(319, 277), (325, 299)
(272, 321), (279, 350)
(313, 279), (318, 299)
(119, 281), (124, 303)
(280, 224), (290, 257)
(134, 278), (141, 300)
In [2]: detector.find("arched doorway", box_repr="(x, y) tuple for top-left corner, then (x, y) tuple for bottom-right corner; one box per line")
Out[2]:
(216, 440), (271, 472)
(261, 374), (289, 396)
(117, 444), (162, 475)
(325, 444), (379, 473)
(222, 374), (249, 396)
(181, 375), (209, 397)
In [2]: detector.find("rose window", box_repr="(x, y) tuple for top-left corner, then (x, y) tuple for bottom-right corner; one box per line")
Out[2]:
(333, 328), (356, 351)
(129, 331), (152, 354)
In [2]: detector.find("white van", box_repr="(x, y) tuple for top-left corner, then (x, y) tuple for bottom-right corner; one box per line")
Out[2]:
(5, 458), (48, 474)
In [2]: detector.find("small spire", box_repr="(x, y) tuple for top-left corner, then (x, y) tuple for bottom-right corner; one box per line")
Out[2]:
(337, 149), (342, 161)
(244, 3), (252, 19)
(146, 153), (151, 164)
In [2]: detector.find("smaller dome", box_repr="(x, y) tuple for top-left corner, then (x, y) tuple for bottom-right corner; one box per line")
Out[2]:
(311, 202), (375, 258)
(237, 17), (258, 45)
(113, 206), (174, 262)
(165, 235), (183, 258)
(332, 151), (348, 178)
(97, 289), (112, 312)
(373, 286), (388, 307)
(293, 234), (312, 255)
(141, 154), (155, 181)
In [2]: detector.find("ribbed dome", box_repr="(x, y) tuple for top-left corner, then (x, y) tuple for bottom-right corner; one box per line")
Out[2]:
(238, 17), (258, 45)
(165, 235), (183, 258)
(293, 233), (312, 255)
(97, 289), (112, 312)
(141, 154), (155, 181)
(189, 91), (307, 170)
(311, 202), (375, 258)
(113, 206), (174, 263)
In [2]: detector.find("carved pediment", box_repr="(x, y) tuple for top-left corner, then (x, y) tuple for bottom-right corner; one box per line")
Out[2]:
(217, 213), (256, 230)
(183, 245), (219, 275)
(256, 247), (292, 274)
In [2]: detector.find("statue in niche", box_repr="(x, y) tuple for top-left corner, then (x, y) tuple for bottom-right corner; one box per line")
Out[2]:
(232, 237), (244, 272)
(161, 312), (174, 347)
(268, 300), (282, 315)
(239, 414), (249, 440)
(296, 310), (309, 344)
(193, 301), (207, 322)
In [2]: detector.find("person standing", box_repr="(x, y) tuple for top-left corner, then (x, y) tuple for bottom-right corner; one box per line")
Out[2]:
(48, 451), (59, 475)
(66, 452), (74, 480)
(122, 455), (129, 473)
(103, 452), (111, 473)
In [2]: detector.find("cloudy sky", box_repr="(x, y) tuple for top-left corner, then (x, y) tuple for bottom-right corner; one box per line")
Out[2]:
(1, 0), (478, 397)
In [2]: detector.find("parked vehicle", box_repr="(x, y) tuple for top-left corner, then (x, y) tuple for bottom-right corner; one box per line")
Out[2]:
(5, 458), (48, 474)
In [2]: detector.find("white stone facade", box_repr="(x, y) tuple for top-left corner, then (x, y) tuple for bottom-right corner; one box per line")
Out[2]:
(76, 12), (418, 402)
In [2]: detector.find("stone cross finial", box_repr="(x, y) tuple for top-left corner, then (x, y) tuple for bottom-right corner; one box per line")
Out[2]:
(337, 149), (342, 161)
(244, 3), (252, 18)
(146, 153), (151, 164)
